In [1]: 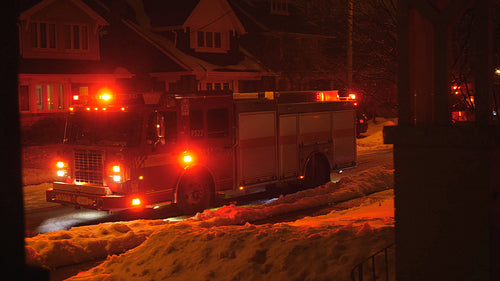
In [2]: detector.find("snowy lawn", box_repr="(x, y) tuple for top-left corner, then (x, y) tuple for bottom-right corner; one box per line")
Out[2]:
(25, 166), (394, 280)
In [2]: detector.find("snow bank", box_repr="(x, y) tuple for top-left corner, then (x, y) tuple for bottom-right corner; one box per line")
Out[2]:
(67, 187), (394, 281)
(26, 220), (169, 268)
(190, 166), (393, 228)
(357, 118), (396, 152)
(25, 166), (394, 272)
(68, 223), (394, 281)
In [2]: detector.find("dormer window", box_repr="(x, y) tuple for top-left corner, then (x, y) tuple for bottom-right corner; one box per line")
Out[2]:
(270, 0), (289, 15)
(29, 22), (56, 49)
(197, 31), (222, 49)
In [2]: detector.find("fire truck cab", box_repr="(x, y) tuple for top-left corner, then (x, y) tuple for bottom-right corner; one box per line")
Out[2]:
(47, 90), (357, 214)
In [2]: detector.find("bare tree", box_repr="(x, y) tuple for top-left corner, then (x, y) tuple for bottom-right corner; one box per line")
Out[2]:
(295, 0), (398, 118)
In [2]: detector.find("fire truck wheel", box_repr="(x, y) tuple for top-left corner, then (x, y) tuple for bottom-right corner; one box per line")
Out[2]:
(304, 153), (331, 189)
(177, 172), (213, 215)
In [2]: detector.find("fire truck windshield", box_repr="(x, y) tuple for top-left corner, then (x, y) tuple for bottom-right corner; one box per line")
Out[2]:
(65, 111), (142, 147)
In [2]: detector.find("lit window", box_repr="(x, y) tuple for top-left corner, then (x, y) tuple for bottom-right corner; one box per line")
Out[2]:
(47, 85), (54, 110)
(33, 84), (66, 112)
(36, 85), (43, 111)
(58, 85), (65, 109)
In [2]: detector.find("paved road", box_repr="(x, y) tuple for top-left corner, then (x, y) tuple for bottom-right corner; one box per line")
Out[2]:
(25, 148), (393, 235)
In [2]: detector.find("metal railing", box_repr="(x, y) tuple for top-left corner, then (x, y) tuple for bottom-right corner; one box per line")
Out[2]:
(351, 243), (395, 281)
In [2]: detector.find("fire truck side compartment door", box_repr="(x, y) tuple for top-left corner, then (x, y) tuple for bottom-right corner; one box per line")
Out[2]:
(298, 112), (332, 146)
(332, 110), (356, 168)
(237, 111), (277, 186)
(279, 114), (298, 179)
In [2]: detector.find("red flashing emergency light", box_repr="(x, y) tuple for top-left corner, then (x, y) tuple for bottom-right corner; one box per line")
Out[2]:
(129, 196), (145, 211)
(183, 155), (193, 163)
(179, 151), (196, 168)
(101, 93), (112, 101)
(97, 87), (113, 101)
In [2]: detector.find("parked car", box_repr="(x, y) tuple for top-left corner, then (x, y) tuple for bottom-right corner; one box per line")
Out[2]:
(356, 112), (368, 137)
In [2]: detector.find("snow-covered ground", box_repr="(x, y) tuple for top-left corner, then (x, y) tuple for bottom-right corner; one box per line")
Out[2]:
(23, 118), (396, 280)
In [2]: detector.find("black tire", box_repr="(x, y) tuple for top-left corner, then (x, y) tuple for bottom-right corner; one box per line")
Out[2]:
(177, 172), (213, 215)
(303, 153), (331, 189)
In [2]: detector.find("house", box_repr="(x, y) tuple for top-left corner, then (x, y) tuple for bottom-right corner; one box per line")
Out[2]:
(17, 0), (278, 129)
(228, 0), (343, 91)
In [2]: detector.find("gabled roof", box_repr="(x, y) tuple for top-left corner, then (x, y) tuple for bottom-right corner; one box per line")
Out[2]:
(19, 0), (108, 26)
(184, 0), (246, 35)
(123, 18), (271, 73)
(17, 0), (273, 77)
(143, 0), (200, 28)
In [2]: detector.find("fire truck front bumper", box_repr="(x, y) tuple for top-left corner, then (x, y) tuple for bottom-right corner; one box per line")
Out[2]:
(47, 182), (131, 210)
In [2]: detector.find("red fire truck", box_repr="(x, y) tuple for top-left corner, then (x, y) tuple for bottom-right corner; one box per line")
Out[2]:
(46, 90), (357, 214)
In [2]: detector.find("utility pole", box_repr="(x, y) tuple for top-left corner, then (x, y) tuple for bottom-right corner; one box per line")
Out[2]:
(347, 0), (353, 94)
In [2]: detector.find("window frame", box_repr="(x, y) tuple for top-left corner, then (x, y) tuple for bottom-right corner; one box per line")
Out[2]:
(29, 21), (57, 50)
(270, 0), (289, 15)
(63, 24), (89, 51)
(33, 83), (67, 113)
(194, 30), (225, 52)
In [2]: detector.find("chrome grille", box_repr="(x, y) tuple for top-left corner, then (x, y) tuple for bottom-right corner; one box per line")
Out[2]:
(74, 150), (104, 185)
